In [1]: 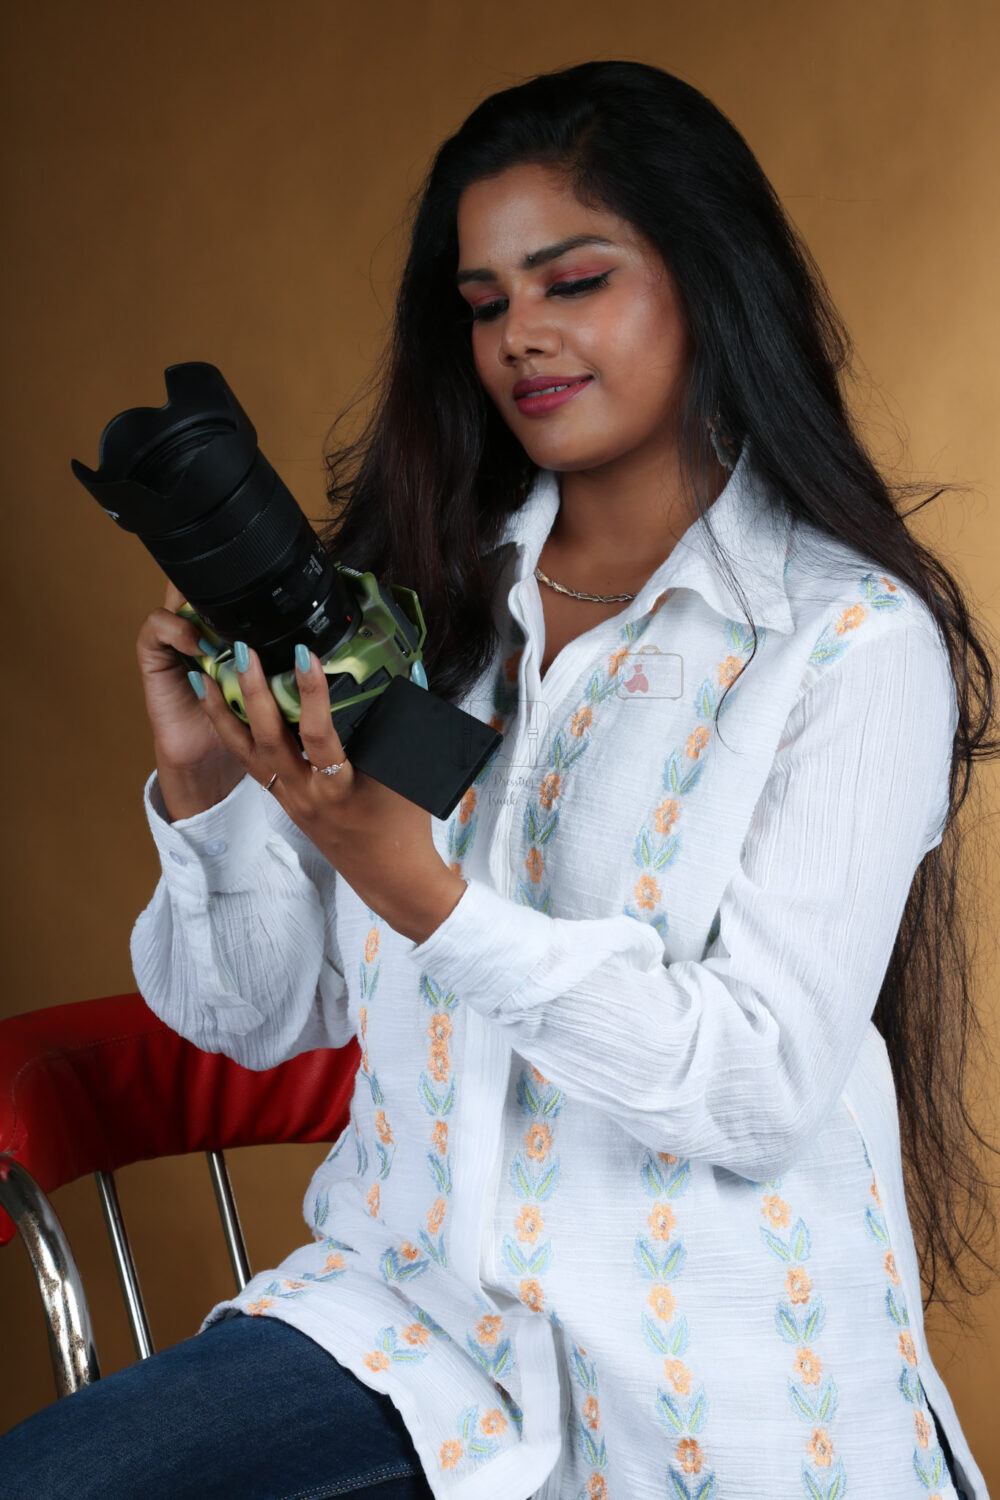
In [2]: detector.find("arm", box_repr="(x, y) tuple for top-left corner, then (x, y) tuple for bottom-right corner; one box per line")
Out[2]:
(131, 770), (352, 1070)
(411, 614), (958, 1179)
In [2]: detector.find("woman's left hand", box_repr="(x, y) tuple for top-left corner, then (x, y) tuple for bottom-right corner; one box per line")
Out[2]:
(192, 644), (467, 944)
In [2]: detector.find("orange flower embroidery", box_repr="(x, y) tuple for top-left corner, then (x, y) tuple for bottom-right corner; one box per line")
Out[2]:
(323, 1252), (344, 1273)
(375, 1110), (393, 1145)
(539, 771), (562, 808)
(881, 576), (897, 592)
(686, 726), (710, 759)
(785, 1267), (812, 1304)
(570, 706), (594, 737)
(658, 1152), (678, 1164)
(520, 1278), (545, 1312)
(634, 872), (662, 911)
(531, 1066), (549, 1084)
(663, 1359), (691, 1394)
(481, 1408), (507, 1435)
(360, 1048), (370, 1074)
(364, 1349), (390, 1372)
(807, 1428), (834, 1467)
(515, 1205), (544, 1243)
(403, 1323), (429, 1346)
(525, 847), (544, 884)
(762, 1194), (791, 1229)
(429, 1040), (450, 1083)
(282, 1279), (306, 1290)
(400, 1241), (420, 1261)
(587, 1475), (607, 1499)
(648, 1285), (676, 1322)
(885, 1252), (901, 1285)
(583, 1395), (600, 1429)
(870, 1177), (882, 1205)
(914, 1410), (932, 1448)
(448, 859), (462, 877)
(525, 1123), (552, 1161)
(608, 645), (629, 676)
(835, 604), (866, 635)
(440, 1439), (462, 1469)
(648, 1203), (676, 1241)
(366, 1183), (380, 1217)
(364, 927), (380, 964)
(899, 1331), (917, 1366)
(476, 1314), (503, 1346)
(432, 1121), (448, 1155)
(717, 654), (743, 687)
(457, 787), (476, 824)
(358, 1006), (368, 1039)
(654, 798), (680, 835)
(427, 1197), (446, 1234)
(246, 1297), (274, 1315)
(795, 1347), (823, 1386)
(675, 1437), (704, 1475)
(428, 1013), (452, 1043)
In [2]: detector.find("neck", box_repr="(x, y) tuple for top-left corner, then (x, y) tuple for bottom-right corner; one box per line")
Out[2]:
(541, 445), (727, 590)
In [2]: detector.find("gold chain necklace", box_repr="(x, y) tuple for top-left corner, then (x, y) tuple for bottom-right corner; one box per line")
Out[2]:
(534, 564), (637, 604)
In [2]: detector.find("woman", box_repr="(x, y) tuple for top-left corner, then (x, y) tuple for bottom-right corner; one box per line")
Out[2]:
(2, 60), (994, 1500)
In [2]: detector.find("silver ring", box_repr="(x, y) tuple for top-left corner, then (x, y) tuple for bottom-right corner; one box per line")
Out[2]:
(264, 772), (278, 792)
(312, 760), (346, 776)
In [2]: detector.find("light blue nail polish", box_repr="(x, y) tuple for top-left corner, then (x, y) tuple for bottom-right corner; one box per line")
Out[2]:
(187, 670), (205, 699)
(198, 636), (217, 657)
(410, 660), (428, 689)
(295, 643), (311, 673)
(234, 640), (250, 672)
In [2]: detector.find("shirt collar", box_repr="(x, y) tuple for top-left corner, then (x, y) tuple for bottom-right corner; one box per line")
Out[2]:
(498, 446), (795, 636)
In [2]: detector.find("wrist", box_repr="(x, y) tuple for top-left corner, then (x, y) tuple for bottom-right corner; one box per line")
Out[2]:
(155, 756), (246, 823)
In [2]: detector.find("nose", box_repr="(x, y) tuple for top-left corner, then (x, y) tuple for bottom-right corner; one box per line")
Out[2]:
(497, 296), (560, 366)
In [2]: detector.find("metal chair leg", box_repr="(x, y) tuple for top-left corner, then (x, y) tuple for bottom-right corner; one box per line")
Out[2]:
(0, 1154), (101, 1396)
(94, 1169), (154, 1360)
(206, 1149), (251, 1290)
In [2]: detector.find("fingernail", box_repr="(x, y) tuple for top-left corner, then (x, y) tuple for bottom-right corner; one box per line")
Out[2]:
(234, 641), (250, 673)
(295, 643), (311, 673)
(187, 670), (205, 700)
(198, 636), (217, 657)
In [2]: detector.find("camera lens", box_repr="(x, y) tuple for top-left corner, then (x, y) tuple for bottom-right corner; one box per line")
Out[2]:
(71, 363), (357, 674)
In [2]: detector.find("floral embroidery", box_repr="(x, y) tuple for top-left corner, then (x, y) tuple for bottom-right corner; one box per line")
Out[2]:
(504, 1068), (564, 1316)
(364, 1324), (431, 1371)
(809, 573), (904, 667)
(756, 1176), (846, 1499)
(858, 1138), (951, 1494)
(439, 1404), (504, 1473)
(445, 619), (522, 875)
(416, 972), (458, 1266)
(635, 1148), (716, 1498)
(357, 914), (395, 1197)
(624, 617), (759, 938)
(570, 1346), (609, 1498)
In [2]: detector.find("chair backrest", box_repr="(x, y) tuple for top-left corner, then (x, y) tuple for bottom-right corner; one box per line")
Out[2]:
(0, 993), (360, 1397)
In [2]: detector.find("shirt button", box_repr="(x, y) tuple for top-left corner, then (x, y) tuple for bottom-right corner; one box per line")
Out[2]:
(204, 839), (228, 856)
(169, 851), (188, 866)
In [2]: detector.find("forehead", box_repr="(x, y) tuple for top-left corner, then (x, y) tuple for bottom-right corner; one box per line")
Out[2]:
(456, 162), (640, 265)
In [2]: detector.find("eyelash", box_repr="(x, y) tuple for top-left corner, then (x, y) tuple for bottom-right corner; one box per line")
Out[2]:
(469, 272), (612, 324)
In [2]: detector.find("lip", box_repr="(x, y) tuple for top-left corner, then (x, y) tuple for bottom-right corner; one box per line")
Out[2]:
(512, 374), (593, 417)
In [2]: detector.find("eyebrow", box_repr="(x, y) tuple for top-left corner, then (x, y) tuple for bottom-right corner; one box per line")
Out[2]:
(456, 234), (616, 285)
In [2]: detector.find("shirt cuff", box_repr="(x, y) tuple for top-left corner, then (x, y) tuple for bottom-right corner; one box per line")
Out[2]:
(144, 771), (273, 896)
(410, 876), (664, 1017)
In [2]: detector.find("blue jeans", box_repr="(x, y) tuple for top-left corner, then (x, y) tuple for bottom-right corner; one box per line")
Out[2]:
(0, 1313), (435, 1499)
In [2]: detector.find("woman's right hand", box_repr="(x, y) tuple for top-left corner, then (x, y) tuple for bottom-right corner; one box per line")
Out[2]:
(136, 583), (246, 821)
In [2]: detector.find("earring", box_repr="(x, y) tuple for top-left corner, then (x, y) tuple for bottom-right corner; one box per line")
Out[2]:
(707, 411), (737, 472)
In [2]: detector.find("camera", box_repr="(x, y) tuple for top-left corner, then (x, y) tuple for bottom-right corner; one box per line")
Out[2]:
(71, 362), (502, 820)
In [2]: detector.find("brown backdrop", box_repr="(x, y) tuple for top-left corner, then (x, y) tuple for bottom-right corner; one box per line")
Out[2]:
(2, 0), (998, 1482)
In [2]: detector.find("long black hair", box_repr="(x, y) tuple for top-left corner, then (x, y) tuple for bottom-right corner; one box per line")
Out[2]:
(323, 60), (1000, 1320)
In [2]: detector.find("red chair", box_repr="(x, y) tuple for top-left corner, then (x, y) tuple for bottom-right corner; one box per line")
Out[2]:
(0, 993), (359, 1398)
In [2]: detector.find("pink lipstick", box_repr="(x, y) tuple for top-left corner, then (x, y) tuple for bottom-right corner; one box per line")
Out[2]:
(512, 374), (592, 417)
